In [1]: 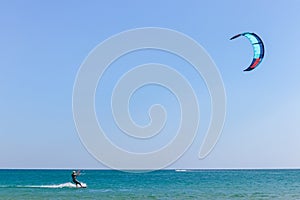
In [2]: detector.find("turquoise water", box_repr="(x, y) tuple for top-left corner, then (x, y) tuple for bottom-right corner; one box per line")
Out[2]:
(1, 169), (300, 199)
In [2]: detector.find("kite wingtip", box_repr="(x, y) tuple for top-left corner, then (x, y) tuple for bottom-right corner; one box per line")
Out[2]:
(243, 68), (253, 72)
(230, 34), (241, 40)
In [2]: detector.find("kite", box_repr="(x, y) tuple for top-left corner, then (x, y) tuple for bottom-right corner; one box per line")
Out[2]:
(230, 32), (264, 71)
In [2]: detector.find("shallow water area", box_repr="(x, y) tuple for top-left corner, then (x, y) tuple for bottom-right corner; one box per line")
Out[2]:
(1, 169), (300, 199)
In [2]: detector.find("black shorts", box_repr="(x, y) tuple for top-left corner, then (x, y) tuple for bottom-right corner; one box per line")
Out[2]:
(73, 179), (81, 185)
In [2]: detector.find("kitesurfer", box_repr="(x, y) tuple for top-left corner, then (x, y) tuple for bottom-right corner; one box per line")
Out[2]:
(71, 171), (83, 187)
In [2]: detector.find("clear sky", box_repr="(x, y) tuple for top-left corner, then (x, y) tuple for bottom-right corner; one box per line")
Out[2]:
(1, 0), (300, 169)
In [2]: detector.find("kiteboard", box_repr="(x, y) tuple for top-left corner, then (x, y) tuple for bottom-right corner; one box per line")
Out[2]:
(73, 182), (87, 188)
(78, 183), (87, 188)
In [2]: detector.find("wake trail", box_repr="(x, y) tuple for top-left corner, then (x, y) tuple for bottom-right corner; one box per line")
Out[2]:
(0, 182), (87, 189)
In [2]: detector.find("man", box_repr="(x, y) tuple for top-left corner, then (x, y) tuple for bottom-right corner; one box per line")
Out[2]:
(71, 171), (83, 187)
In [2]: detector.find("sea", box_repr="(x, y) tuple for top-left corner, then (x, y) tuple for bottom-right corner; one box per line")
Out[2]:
(1, 169), (300, 199)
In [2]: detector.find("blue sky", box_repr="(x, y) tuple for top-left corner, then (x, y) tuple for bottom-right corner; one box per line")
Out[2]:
(1, 0), (300, 169)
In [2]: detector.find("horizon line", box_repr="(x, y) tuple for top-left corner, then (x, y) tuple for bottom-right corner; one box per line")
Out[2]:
(1, 167), (300, 170)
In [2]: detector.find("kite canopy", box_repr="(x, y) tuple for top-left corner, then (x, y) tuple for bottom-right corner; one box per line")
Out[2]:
(230, 32), (264, 71)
